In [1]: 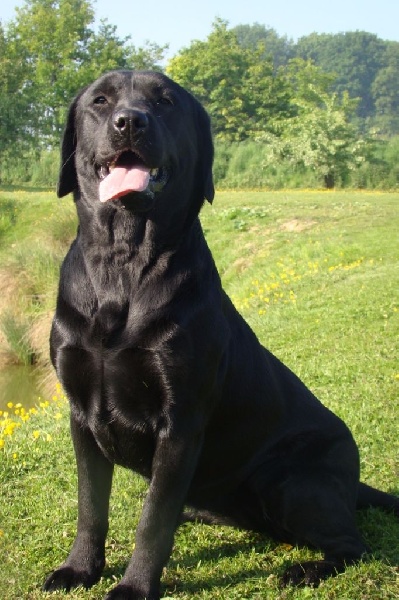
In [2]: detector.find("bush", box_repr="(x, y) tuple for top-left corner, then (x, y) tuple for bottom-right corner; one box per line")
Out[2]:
(213, 137), (399, 190)
(214, 141), (326, 189)
(0, 149), (59, 187)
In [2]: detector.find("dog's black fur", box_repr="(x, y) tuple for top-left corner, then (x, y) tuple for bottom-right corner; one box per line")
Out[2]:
(44, 70), (398, 600)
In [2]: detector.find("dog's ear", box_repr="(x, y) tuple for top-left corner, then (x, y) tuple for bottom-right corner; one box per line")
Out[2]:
(57, 91), (84, 198)
(195, 101), (215, 204)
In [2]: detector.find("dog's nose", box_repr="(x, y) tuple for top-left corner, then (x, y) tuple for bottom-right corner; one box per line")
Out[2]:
(113, 109), (149, 135)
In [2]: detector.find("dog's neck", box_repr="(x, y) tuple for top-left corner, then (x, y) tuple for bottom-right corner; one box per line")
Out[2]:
(76, 202), (212, 313)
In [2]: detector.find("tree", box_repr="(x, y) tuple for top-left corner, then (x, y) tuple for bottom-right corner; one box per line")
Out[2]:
(295, 32), (387, 120)
(0, 22), (34, 161)
(166, 19), (291, 141)
(0, 0), (168, 153)
(126, 40), (168, 71)
(281, 89), (367, 188)
(7, 0), (95, 145)
(282, 58), (336, 107)
(254, 59), (370, 188)
(372, 42), (399, 134)
(233, 22), (294, 70)
(84, 22), (167, 78)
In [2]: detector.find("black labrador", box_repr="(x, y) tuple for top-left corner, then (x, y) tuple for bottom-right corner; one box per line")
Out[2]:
(44, 70), (398, 599)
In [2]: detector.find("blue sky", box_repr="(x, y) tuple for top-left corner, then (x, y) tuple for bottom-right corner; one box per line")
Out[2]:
(2, 0), (399, 58)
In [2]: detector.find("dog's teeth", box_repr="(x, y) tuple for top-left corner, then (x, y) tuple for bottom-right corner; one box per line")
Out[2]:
(150, 169), (158, 177)
(99, 165), (108, 179)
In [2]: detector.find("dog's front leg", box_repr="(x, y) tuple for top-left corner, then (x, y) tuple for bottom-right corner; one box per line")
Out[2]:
(105, 427), (203, 600)
(43, 413), (114, 592)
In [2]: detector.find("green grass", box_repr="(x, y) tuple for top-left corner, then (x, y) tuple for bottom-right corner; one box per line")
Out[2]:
(0, 189), (399, 598)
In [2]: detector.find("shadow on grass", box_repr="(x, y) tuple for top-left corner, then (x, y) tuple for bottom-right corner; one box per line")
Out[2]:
(358, 507), (399, 563)
(100, 509), (399, 597)
(101, 530), (282, 596)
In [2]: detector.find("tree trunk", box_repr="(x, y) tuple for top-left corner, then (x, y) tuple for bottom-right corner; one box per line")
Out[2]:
(324, 173), (335, 188)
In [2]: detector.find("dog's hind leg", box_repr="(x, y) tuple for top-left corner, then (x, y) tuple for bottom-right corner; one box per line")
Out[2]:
(262, 473), (369, 587)
(252, 467), (367, 586)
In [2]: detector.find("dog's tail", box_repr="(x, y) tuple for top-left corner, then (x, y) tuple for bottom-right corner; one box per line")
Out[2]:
(357, 482), (399, 515)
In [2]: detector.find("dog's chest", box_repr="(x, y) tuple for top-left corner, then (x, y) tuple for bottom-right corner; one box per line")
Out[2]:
(62, 343), (166, 474)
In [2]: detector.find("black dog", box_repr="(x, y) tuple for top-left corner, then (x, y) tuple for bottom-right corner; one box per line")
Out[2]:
(44, 70), (398, 599)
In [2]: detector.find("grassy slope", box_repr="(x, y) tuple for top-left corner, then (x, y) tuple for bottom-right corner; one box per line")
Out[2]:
(0, 190), (398, 599)
(0, 189), (76, 370)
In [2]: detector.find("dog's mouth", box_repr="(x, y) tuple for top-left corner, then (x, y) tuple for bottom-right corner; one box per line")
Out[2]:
(96, 150), (167, 203)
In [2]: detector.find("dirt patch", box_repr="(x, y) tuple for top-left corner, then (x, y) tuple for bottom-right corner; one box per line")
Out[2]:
(232, 257), (253, 273)
(280, 219), (316, 232)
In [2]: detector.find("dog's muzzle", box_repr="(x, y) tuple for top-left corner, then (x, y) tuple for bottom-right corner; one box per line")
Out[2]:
(96, 150), (168, 203)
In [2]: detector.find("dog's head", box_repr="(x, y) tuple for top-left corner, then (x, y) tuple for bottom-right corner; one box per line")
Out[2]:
(58, 70), (214, 214)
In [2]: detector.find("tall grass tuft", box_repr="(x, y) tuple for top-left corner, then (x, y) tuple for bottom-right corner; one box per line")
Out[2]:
(0, 311), (35, 366)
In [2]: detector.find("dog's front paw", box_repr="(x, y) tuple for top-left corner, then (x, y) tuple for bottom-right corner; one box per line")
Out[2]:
(281, 559), (341, 587)
(43, 564), (101, 592)
(104, 583), (160, 600)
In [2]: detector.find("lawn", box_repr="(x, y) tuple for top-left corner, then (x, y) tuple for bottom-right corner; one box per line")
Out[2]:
(0, 189), (398, 599)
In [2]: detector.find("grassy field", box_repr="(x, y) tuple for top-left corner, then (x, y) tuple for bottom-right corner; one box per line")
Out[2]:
(0, 189), (398, 599)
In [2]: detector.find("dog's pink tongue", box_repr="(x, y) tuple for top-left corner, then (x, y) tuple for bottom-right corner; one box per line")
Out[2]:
(99, 165), (150, 202)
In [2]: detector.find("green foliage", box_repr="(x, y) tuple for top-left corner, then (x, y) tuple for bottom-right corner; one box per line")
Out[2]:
(296, 31), (388, 120)
(282, 58), (337, 105)
(0, 22), (35, 158)
(213, 135), (399, 191)
(0, 149), (60, 186)
(7, 0), (95, 145)
(280, 90), (368, 188)
(233, 22), (295, 69)
(0, 0), (167, 154)
(372, 42), (399, 135)
(352, 135), (399, 189)
(166, 19), (291, 141)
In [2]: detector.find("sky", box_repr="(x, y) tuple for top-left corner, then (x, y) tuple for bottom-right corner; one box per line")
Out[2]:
(2, 0), (399, 58)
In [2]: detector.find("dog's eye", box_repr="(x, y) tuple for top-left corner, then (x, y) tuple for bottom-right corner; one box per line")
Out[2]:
(156, 97), (173, 107)
(93, 96), (108, 105)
